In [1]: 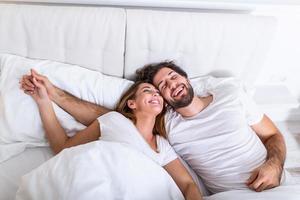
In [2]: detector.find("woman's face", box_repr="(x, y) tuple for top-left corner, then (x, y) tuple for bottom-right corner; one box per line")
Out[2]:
(128, 83), (164, 115)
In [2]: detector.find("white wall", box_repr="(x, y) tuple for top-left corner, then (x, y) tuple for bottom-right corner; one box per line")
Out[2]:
(253, 5), (300, 120)
(253, 6), (300, 100)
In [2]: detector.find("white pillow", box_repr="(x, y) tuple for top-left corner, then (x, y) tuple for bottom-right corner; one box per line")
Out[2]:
(0, 53), (133, 163)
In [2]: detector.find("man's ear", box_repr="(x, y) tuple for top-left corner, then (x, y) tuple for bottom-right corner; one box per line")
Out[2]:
(127, 99), (136, 110)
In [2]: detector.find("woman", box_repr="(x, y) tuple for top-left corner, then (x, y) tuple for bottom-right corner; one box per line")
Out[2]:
(23, 73), (202, 200)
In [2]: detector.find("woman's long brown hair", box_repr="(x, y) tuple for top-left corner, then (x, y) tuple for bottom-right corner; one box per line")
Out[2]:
(115, 81), (167, 139)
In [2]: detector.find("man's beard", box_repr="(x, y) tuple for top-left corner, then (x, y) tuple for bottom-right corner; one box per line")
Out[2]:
(168, 83), (194, 109)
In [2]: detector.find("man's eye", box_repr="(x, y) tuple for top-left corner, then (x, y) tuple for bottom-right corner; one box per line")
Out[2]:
(171, 75), (177, 80)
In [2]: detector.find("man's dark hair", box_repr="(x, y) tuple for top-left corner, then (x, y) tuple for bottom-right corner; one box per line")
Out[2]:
(135, 60), (188, 83)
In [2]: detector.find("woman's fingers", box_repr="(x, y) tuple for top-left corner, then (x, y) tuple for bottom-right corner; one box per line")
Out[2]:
(32, 77), (44, 89)
(31, 69), (46, 81)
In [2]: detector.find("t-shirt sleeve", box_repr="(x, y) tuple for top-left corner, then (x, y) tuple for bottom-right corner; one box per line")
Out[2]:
(239, 85), (264, 126)
(97, 111), (140, 144)
(159, 137), (178, 166)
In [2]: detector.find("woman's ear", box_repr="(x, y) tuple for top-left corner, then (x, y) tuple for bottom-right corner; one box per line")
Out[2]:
(127, 99), (136, 110)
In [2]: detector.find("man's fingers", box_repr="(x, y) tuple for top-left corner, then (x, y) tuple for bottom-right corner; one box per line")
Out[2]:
(21, 74), (35, 88)
(19, 75), (29, 83)
(256, 182), (268, 192)
(247, 170), (259, 185)
(20, 83), (34, 91)
(24, 90), (34, 95)
(249, 178), (264, 191)
(23, 78), (35, 88)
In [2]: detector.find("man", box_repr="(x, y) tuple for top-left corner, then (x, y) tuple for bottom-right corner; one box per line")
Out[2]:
(20, 61), (286, 194)
(134, 61), (286, 194)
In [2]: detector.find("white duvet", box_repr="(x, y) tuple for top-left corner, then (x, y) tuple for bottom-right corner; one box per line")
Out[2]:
(205, 185), (300, 200)
(16, 141), (184, 200)
(16, 137), (300, 200)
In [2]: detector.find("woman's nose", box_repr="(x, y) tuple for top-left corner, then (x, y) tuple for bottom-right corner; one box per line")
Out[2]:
(152, 91), (159, 96)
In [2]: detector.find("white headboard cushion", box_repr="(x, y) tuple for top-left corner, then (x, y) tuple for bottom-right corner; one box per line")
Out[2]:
(0, 4), (126, 77)
(124, 9), (276, 83)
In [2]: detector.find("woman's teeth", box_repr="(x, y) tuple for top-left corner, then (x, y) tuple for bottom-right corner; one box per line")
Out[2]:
(149, 100), (159, 104)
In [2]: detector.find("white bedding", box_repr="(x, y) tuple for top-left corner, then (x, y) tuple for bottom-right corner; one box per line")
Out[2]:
(204, 185), (300, 200)
(16, 141), (184, 200)
(0, 54), (132, 163)
(0, 147), (52, 200)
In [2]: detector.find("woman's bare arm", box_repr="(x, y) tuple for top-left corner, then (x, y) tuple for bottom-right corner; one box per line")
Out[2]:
(25, 76), (101, 154)
(37, 100), (101, 154)
(164, 159), (203, 200)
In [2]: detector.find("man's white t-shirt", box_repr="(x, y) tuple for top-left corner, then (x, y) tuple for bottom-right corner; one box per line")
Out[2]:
(165, 78), (267, 193)
(98, 111), (177, 167)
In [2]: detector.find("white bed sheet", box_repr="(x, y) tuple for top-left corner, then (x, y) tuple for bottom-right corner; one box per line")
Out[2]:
(1, 121), (299, 200)
(0, 147), (52, 200)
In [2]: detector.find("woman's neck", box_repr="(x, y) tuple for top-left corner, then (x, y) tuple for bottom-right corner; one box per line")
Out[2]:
(134, 112), (156, 143)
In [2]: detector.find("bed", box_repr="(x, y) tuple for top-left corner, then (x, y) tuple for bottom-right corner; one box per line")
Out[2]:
(0, 1), (299, 200)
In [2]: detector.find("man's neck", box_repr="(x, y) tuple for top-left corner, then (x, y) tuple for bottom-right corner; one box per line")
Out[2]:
(175, 95), (213, 118)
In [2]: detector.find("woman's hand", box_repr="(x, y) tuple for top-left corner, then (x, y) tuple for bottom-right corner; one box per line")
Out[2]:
(24, 76), (51, 105)
(20, 69), (57, 100)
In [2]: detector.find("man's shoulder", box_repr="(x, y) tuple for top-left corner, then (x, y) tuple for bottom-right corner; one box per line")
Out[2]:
(165, 108), (181, 121)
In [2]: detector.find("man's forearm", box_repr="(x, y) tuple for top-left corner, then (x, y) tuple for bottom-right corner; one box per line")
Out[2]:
(51, 86), (110, 126)
(264, 133), (286, 170)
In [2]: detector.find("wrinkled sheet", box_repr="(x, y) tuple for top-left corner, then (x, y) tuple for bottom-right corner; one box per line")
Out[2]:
(16, 141), (184, 200)
(204, 185), (300, 200)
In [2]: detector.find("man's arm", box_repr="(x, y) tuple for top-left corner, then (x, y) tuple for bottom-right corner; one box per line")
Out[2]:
(247, 114), (286, 192)
(51, 86), (110, 126)
(20, 69), (110, 126)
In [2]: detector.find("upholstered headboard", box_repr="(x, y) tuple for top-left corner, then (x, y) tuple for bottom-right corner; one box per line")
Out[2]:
(0, 3), (126, 77)
(0, 2), (276, 84)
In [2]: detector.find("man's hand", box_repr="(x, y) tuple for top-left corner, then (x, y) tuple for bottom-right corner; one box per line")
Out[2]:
(247, 160), (283, 192)
(20, 69), (56, 99)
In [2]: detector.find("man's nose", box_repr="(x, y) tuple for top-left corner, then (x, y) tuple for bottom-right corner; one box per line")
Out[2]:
(167, 80), (177, 89)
